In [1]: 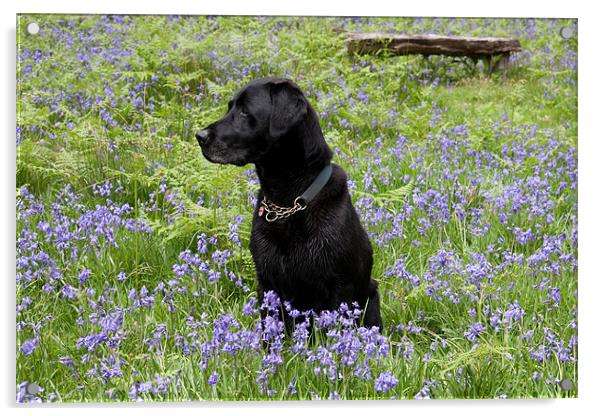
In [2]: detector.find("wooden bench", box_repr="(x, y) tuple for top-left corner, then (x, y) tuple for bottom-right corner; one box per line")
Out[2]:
(344, 32), (522, 76)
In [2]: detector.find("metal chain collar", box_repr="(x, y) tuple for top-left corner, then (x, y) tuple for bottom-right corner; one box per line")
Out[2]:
(259, 196), (307, 222)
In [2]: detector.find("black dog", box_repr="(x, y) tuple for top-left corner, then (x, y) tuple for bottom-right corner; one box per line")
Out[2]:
(196, 77), (382, 330)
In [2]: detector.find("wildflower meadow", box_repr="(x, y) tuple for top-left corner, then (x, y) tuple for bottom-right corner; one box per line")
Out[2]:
(16, 15), (577, 401)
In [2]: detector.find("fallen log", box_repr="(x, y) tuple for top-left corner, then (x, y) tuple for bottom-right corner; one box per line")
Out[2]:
(345, 32), (522, 57)
(343, 32), (521, 76)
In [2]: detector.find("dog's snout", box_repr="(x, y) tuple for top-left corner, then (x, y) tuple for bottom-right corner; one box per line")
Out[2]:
(196, 129), (210, 145)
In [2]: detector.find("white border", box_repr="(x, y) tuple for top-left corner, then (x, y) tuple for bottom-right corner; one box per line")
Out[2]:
(3, 1), (600, 415)
(10, 0), (581, 17)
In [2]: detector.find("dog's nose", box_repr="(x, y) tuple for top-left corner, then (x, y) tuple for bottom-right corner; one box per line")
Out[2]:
(196, 129), (210, 145)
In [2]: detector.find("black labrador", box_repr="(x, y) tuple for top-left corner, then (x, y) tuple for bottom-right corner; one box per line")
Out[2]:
(196, 77), (382, 330)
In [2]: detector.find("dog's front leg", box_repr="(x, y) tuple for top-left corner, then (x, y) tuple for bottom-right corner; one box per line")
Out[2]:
(362, 279), (383, 330)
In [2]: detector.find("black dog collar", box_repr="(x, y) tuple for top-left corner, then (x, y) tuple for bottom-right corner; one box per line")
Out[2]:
(259, 164), (333, 222)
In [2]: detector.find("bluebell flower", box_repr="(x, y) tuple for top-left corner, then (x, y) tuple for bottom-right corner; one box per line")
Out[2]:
(207, 372), (219, 386)
(415, 380), (435, 399)
(374, 371), (398, 393)
(464, 322), (486, 343)
(20, 337), (39, 356)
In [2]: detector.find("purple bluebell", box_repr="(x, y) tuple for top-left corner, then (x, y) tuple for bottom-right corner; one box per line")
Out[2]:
(374, 371), (398, 393)
(464, 322), (486, 343)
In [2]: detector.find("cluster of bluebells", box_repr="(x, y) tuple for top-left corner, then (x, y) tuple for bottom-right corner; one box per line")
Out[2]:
(354, 124), (577, 260)
(16, 181), (254, 400)
(17, 183), (151, 287)
(303, 302), (389, 384)
(374, 371), (399, 393)
(368, 121), (577, 373)
(171, 232), (250, 293)
(16, 382), (54, 404)
(128, 373), (180, 401)
(464, 322), (487, 344)
(527, 327), (576, 365)
(187, 291), (395, 398)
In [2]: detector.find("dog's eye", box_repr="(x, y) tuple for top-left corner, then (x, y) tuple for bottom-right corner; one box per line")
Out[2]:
(239, 110), (249, 118)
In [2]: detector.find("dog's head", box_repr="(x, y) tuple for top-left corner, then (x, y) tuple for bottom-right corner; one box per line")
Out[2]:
(196, 77), (311, 166)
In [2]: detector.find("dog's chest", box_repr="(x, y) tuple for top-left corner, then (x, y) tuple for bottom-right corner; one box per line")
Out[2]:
(251, 225), (327, 273)
(250, 219), (336, 300)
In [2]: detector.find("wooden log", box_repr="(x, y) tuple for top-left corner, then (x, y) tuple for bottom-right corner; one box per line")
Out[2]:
(345, 32), (521, 58)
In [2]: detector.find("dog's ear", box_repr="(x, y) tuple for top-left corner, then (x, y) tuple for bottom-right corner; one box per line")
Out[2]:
(269, 80), (308, 139)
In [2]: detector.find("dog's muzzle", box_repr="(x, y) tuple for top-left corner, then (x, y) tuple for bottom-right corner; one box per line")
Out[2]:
(196, 129), (210, 146)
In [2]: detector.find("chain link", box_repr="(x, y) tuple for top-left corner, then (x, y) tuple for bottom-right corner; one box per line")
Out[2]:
(260, 196), (307, 222)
